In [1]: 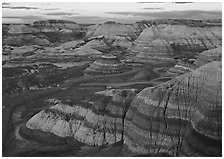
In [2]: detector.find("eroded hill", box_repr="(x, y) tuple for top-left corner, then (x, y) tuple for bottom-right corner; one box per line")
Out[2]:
(2, 19), (222, 157)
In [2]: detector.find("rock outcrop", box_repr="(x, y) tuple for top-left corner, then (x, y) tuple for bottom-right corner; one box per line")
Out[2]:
(61, 39), (109, 56)
(32, 20), (82, 33)
(124, 61), (222, 156)
(130, 23), (221, 64)
(194, 46), (222, 66)
(4, 20), (87, 46)
(170, 26), (221, 54)
(130, 25), (175, 65)
(3, 34), (50, 46)
(83, 39), (110, 51)
(3, 19), (222, 157)
(167, 64), (193, 75)
(132, 19), (222, 37)
(87, 21), (135, 39)
(20, 89), (137, 146)
(167, 60), (197, 75)
(7, 24), (39, 34)
(86, 21), (136, 48)
(84, 55), (129, 75)
(41, 40), (86, 55)
(112, 36), (133, 48)
(56, 40), (85, 50)
(72, 47), (103, 56)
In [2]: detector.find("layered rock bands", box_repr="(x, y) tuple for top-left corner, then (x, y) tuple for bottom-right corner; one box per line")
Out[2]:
(84, 55), (129, 75)
(124, 61), (222, 156)
(194, 46), (222, 67)
(20, 89), (137, 146)
(86, 21), (136, 48)
(130, 24), (221, 64)
(4, 20), (86, 46)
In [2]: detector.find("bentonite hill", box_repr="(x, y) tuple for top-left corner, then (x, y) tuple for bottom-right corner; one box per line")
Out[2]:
(2, 14), (222, 157)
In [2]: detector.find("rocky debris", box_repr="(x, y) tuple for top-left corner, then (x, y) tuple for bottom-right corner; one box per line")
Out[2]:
(21, 89), (138, 146)
(84, 55), (128, 75)
(124, 61), (222, 156)
(194, 46), (222, 66)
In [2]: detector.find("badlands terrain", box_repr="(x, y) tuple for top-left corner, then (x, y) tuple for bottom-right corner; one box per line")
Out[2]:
(2, 19), (222, 156)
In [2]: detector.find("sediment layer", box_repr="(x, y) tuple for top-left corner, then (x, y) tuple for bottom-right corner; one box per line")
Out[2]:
(84, 56), (129, 75)
(21, 89), (137, 146)
(130, 24), (221, 64)
(124, 61), (222, 156)
(194, 46), (222, 66)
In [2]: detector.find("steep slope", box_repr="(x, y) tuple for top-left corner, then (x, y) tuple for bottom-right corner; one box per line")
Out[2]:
(130, 23), (221, 64)
(83, 39), (110, 51)
(7, 24), (39, 34)
(194, 46), (222, 66)
(132, 19), (222, 37)
(55, 40), (85, 50)
(167, 60), (197, 75)
(3, 20), (87, 46)
(86, 21), (136, 48)
(32, 20), (84, 33)
(124, 61), (222, 156)
(131, 25), (175, 64)
(20, 89), (137, 146)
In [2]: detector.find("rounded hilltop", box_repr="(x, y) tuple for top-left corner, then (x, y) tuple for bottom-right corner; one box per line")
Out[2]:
(32, 19), (77, 25)
(86, 20), (136, 46)
(2, 17), (222, 157)
(84, 55), (128, 75)
(124, 61), (222, 156)
(104, 21), (120, 24)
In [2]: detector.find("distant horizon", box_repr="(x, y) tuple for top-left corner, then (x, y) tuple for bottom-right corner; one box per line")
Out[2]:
(2, 2), (222, 24)
(2, 17), (222, 25)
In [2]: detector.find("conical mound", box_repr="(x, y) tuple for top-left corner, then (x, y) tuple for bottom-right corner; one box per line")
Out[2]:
(130, 25), (175, 64)
(84, 55), (128, 75)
